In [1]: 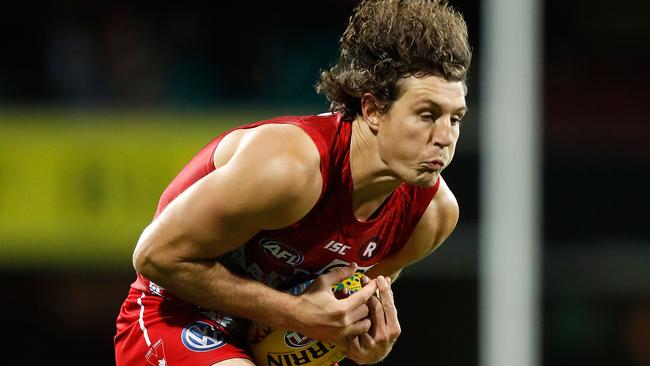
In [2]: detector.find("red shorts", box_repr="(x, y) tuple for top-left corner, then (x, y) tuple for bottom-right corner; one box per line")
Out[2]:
(114, 281), (252, 366)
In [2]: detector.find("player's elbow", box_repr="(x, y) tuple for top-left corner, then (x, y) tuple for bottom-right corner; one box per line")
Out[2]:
(132, 235), (152, 277)
(132, 225), (168, 280)
(132, 245), (151, 277)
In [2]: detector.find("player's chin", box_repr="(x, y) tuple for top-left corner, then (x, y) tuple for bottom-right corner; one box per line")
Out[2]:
(408, 171), (440, 187)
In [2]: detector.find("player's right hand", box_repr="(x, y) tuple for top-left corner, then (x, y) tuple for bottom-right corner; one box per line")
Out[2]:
(292, 263), (378, 346)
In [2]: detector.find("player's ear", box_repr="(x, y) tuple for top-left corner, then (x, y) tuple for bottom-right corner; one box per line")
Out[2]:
(360, 93), (382, 134)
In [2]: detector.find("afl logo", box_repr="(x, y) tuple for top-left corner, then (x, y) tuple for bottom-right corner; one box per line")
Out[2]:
(284, 330), (315, 348)
(181, 321), (225, 352)
(359, 237), (382, 259)
(260, 239), (304, 266)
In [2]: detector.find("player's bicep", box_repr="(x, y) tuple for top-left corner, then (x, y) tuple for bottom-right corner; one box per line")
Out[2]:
(134, 125), (321, 268)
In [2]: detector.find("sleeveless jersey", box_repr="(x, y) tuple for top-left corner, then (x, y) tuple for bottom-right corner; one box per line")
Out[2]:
(135, 113), (440, 295)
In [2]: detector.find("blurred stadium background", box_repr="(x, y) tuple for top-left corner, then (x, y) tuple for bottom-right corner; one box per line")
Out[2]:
(1, 1), (648, 365)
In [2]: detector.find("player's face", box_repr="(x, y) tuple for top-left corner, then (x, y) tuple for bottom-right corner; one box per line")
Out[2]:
(376, 75), (466, 187)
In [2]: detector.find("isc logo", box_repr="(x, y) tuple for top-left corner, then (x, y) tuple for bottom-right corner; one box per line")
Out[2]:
(260, 239), (304, 266)
(323, 240), (352, 255)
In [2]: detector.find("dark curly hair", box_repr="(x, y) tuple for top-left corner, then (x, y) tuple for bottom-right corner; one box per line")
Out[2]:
(316, 0), (472, 121)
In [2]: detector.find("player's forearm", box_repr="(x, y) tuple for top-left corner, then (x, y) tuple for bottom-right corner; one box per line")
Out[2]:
(137, 255), (299, 330)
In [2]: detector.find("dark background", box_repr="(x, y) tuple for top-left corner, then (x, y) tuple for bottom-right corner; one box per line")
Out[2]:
(1, 0), (648, 365)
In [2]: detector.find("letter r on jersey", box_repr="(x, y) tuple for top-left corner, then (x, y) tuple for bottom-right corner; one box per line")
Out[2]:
(362, 241), (377, 258)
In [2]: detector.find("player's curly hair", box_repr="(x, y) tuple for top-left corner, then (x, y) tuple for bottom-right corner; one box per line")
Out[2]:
(316, 0), (472, 121)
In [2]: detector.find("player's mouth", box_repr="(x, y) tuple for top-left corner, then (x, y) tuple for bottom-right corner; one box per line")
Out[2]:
(423, 159), (445, 171)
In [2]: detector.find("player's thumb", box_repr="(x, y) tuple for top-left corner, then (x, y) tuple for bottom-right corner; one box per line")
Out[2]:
(320, 263), (357, 286)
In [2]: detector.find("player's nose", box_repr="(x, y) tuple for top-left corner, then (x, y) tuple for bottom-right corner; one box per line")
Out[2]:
(431, 117), (455, 148)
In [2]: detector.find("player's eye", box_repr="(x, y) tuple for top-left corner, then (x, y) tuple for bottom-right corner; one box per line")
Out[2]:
(420, 113), (435, 122)
(451, 114), (465, 126)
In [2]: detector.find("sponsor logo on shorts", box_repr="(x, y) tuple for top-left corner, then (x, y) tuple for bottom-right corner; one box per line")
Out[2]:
(145, 339), (167, 366)
(181, 321), (225, 352)
(260, 239), (304, 266)
(284, 330), (315, 348)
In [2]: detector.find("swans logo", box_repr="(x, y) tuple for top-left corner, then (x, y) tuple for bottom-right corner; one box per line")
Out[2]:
(181, 321), (226, 352)
(260, 239), (304, 266)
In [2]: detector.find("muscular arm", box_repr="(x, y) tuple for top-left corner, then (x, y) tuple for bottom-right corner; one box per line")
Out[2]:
(133, 124), (376, 339)
(365, 177), (460, 281)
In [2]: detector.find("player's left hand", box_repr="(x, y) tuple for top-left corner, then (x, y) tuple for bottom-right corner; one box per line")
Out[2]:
(343, 275), (401, 364)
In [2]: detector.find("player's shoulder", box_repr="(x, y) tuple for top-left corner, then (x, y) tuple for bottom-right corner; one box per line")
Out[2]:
(410, 176), (459, 253)
(366, 177), (458, 274)
(216, 122), (321, 176)
(424, 176), (459, 229)
(214, 122), (323, 208)
(428, 176), (459, 220)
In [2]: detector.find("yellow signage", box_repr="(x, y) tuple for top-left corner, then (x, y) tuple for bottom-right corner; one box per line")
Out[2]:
(0, 109), (270, 268)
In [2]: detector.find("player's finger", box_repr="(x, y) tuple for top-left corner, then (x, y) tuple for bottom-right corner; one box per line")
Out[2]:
(333, 287), (349, 300)
(346, 335), (361, 354)
(366, 292), (383, 337)
(344, 335), (370, 362)
(359, 332), (375, 350)
(378, 275), (395, 316)
(378, 275), (400, 335)
(360, 274), (370, 286)
(341, 278), (377, 308)
(346, 302), (369, 323)
(318, 263), (358, 287)
(343, 318), (371, 337)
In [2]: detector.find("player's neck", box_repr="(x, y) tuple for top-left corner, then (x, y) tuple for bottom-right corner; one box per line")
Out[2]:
(349, 117), (402, 219)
